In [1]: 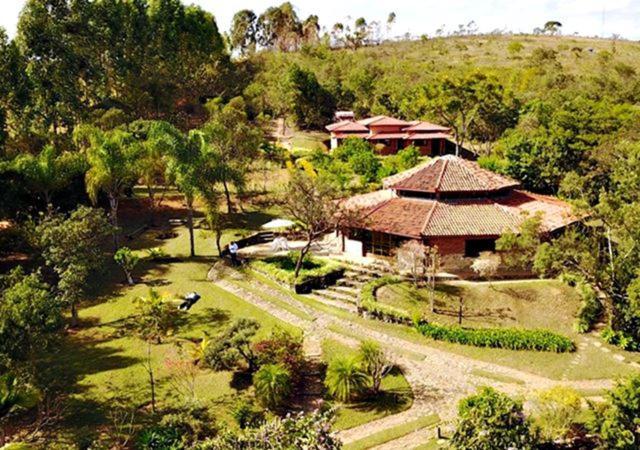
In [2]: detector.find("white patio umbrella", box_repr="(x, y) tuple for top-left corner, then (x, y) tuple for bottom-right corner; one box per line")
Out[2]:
(261, 218), (296, 230)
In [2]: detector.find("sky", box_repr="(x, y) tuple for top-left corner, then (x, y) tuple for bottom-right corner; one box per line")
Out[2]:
(1, 0), (639, 40)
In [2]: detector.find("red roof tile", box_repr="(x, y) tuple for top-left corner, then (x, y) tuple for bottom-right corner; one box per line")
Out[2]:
(389, 155), (520, 194)
(347, 189), (577, 238)
(407, 132), (452, 140)
(362, 198), (436, 238)
(404, 121), (450, 132)
(326, 121), (369, 132)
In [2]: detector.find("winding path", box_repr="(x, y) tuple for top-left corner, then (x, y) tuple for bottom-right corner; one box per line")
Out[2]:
(212, 268), (616, 446)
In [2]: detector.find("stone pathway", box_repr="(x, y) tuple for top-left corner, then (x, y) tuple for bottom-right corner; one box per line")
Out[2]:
(213, 269), (619, 447)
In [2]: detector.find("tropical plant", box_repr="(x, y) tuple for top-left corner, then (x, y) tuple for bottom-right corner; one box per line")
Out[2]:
(75, 125), (140, 248)
(253, 363), (292, 409)
(14, 145), (85, 212)
(114, 247), (140, 285)
(0, 374), (39, 420)
(324, 357), (369, 402)
(132, 289), (182, 343)
(253, 327), (305, 380)
(357, 341), (392, 394)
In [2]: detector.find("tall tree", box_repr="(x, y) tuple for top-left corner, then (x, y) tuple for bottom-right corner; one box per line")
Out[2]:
(257, 2), (302, 52)
(75, 125), (140, 248)
(201, 97), (263, 213)
(230, 9), (258, 55)
(35, 206), (113, 326)
(417, 71), (513, 155)
(286, 65), (335, 130)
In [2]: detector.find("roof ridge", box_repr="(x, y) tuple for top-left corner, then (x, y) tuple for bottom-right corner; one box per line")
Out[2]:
(420, 201), (438, 236)
(434, 158), (449, 192)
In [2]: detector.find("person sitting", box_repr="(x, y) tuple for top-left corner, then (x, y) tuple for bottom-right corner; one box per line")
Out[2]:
(229, 241), (239, 266)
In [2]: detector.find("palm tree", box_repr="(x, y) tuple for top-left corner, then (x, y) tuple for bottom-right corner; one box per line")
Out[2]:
(253, 364), (291, 409)
(358, 341), (392, 394)
(14, 145), (85, 213)
(75, 125), (139, 249)
(324, 357), (369, 402)
(165, 129), (205, 257)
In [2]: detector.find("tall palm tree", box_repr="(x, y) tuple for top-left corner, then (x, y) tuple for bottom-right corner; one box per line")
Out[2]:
(75, 125), (139, 249)
(14, 145), (85, 213)
(324, 357), (369, 402)
(253, 363), (291, 409)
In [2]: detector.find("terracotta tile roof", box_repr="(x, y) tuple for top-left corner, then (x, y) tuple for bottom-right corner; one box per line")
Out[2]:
(368, 116), (411, 127)
(404, 121), (450, 132)
(347, 189), (578, 238)
(362, 197), (436, 238)
(367, 132), (407, 140)
(357, 115), (387, 126)
(389, 155), (520, 194)
(423, 199), (520, 236)
(496, 190), (580, 232)
(407, 132), (452, 140)
(326, 121), (369, 132)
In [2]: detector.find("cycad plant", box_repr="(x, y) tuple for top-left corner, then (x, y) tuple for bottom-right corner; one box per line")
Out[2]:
(253, 363), (292, 409)
(324, 356), (369, 403)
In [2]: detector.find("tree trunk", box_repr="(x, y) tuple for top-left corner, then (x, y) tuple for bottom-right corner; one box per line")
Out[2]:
(222, 179), (233, 214)
(126, 271), (134, 285)
(187, 201), (195, 258)
(147, 184), (156, 226)
(294, 239), (313, 279)
(458, 298), (464, 325)
(215, 228), (223, 256)
(70, 302), (78, 327)
(109, 193), (119, 250)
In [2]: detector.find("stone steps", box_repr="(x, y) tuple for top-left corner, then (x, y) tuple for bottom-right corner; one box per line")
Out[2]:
(326, 285), (359, 298)
(305, 293), (358, 313)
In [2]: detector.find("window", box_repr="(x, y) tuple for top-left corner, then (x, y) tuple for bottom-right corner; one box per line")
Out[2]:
(464, 239), (496, 257)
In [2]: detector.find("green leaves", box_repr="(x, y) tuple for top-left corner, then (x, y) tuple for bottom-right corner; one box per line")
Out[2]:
(452, 387), (536, 450)
(253, 363), (292, 409)
(325, 356), (369, 403)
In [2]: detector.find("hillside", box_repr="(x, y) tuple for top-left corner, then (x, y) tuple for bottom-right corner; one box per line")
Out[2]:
(247, 34), (640, 123)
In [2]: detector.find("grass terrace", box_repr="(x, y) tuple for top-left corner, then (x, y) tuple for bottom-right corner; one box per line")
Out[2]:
(250, 252), (344, 291)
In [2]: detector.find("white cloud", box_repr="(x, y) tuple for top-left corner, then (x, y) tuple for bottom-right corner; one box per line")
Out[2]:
(1, 0), (638, 40)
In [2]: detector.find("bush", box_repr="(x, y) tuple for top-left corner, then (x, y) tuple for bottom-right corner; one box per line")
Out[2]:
(415, 322), (575, 352)
(131, 289), (183, 343)
(359, 276), (411, 323)
(232, 400), (265, 429)
(250, 253), (343, 286)
(574, 282), (602, 333)
(253, 327), (305, 381)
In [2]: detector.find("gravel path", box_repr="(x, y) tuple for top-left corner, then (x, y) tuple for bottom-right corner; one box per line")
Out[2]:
(213, 269), (616, 447)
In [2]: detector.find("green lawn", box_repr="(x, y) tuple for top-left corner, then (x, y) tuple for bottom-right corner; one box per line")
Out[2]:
(38, 222), (296, 444)
(321, 339), (414, 431)
(344, 413), (440, 450)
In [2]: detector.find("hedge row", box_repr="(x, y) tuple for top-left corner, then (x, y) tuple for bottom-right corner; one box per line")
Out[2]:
(250, 256), (343, 286)
(359, 276), (412, 324)
(415, 322), (575, 353)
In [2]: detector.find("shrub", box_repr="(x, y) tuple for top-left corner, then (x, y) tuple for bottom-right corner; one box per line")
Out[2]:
(358, 341), (392, 394)
(531, 386), (582, 441)
(451, 387), (537, 450)
(253, 327), (305, 381)
(114, 246), (140, 285)
(415, 322), (575, 352)
(232, 399), (265, 429)
(146, 247), (169, 261)
(137, 425), (182, 449)
(203, 319), (261, 372)
(324, 357), (369, 402)
(253, 364), (292, 409)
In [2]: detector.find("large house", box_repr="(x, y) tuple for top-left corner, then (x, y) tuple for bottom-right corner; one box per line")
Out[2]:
(326, 115), (458, 156)
(340, 155), (578, 260)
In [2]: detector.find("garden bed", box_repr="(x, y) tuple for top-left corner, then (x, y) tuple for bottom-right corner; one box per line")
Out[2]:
(250, 253), (344, 294)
